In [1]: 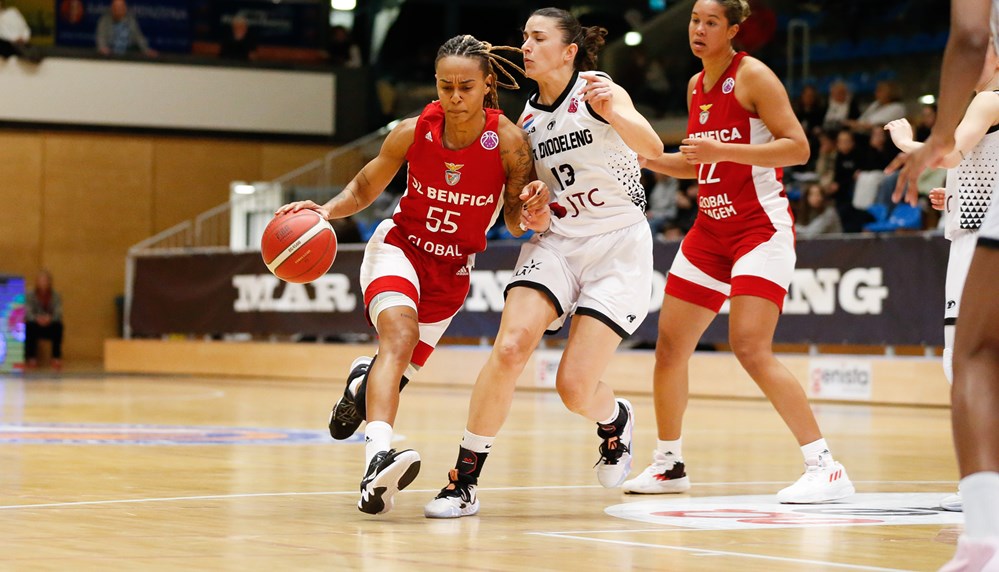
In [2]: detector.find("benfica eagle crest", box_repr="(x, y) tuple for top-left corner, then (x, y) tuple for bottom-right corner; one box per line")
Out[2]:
(444, 162), (464, 186)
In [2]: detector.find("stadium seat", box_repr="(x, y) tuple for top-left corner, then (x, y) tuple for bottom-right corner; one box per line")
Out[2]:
(864, 203), (923, 232)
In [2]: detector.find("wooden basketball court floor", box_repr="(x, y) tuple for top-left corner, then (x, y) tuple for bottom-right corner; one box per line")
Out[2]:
(0, 366), (963, 571)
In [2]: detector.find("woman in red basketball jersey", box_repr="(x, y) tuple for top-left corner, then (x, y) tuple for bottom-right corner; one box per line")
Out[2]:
(275, 34), (544, 516)
(626, 0), (854, 503)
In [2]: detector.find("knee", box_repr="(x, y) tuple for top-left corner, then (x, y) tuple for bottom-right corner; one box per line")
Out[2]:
(654, 334), (689, 369)
(555, 378), (590, 415)
(377, 326), (420, 359)
(492, 328), (537, 370)
(729, 335), (771, 373)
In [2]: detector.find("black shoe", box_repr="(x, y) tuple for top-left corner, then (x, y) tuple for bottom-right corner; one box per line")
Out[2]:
(328, 356), (371, 440)
(358, 448), (421, 515)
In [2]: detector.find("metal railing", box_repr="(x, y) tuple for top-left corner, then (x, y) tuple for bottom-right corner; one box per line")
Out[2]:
(123, 122), (394, 338)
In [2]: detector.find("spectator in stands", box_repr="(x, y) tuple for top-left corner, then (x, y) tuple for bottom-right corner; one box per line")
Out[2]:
(645, 170), (679, 237)
(25, 269), (63, 370)
(915, 102), (938, 142)
(219, 14), (257, 61)
(846, 80), (906, 135)
(795, 182), (842, 238)
(830, 128), (867, 232)
(822, 80), (860, 132)
(852, 128), (897, 212)
(793, 84), (827, 167)
(0, 0), (40, 62)
(96, 0), (157, 57)
(814, 128), (837, 188)
(662, 180), (699, 240)
(326, 24), (362, 68)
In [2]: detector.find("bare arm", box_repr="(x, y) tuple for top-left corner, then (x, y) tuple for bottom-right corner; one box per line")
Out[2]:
(642, 74), (699, 179)
(887, 92), (999, 169)
(680, 58), (808, 168)
(276, 118), (414, 219)
(579, 72), (664, 160)
(896, 0), (991, 204)
(498, 117), (542, 237)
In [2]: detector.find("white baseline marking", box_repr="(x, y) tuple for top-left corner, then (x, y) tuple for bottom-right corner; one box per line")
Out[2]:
(529, 532), (914, 572)
(0, 480), (958, 511)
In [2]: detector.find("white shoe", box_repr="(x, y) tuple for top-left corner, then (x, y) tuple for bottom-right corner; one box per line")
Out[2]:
(425, 470), (479, 519)
(938, 535), (999, 572)
(941, 490), (963, 512)
(595, 399), (634, 488)
(623, 450), (691, 494)
(776, 454), (855, 504)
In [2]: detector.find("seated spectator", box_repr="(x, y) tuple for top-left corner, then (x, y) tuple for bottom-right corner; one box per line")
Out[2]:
(794, 84), (826, 166)
(915, 103), (937, 142)
(829, 129), (868, 232)
(663, 180), (699, 240)
(822, 80), (861, 133)
(219, 15), (257, 60)
(644, 170), (678, 237)
(845, 80), (906, 135)
(96, 0), (157, 57)
(814, 129), (838, 188)
(0, 0), (40, 62)
(326, 24), (361, 68)
(796, 183), (843, 238)
(25, 269), (63, 370)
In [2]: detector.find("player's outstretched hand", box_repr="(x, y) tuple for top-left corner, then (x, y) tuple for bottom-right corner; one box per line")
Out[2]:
(275, 200), (330, 220)
(928, 187), (945, 211)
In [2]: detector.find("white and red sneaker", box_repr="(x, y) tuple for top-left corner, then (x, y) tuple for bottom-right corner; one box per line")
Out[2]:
(776, 453), (855, 504)
(623, 450), (691, 494)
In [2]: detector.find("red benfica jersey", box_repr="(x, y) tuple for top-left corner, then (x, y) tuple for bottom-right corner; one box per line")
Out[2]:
(687, 52), (792, 238)
(387, 101), (506, 262)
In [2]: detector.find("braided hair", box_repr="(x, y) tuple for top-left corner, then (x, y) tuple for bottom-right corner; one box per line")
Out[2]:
(436, 34), (525, 109)
(530, 7), (607, 72)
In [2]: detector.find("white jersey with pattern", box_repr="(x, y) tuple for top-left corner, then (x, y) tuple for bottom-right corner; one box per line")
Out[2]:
(943, 116), (999, 240)
(519, 72), (647, 238)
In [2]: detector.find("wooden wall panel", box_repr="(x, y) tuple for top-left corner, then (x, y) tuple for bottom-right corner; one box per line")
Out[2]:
(0, 133), (43, 277)
(260, 143), (335, 180)
(152, 140), (262, 233)
(2, 129), (334, 361)
(43, 134), (156, 359)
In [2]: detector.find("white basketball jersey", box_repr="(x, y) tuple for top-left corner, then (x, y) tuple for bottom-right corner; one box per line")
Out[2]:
(519, 72), (647, 237)
(943, 108), (999, 239)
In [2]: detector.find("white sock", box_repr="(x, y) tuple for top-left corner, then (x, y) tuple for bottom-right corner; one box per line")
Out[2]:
(961, 472), (999, 539)
(598, 399), (622, 425)
(801, 438), (831, 463)
(657, 438), (683, 460)
(364, 421), (393, 468)
(461, 429), (495, 453)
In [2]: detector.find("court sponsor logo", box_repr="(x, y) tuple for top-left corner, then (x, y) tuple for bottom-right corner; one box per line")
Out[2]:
(0, 422), (351, 445)
(606, 493), (964, 530)
(233, 274), (357, 313)
(783, 267), (888, 315)
(808, 358), (873, 400)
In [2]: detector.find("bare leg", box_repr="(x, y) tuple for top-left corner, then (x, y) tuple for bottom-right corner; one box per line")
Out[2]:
(728, 296), (821, 445)
(464, 287), (557, 436)
(652, 295), (716, 440)
(365, 305), (420, 425)
(952, 246), (999, 476)
(555, 314), (625, 421)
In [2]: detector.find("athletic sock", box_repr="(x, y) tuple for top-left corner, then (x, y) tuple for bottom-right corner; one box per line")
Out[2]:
(961, 472), (999, 538)
(657, 438), (683, 460)
(454, 429), (494, 481)
(597, 400), (627, 437)
(801, 438), (832, 464)
(363, 421), (393, 468)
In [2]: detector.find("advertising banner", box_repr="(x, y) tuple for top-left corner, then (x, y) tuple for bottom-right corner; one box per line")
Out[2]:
(129, 234), (949, 346)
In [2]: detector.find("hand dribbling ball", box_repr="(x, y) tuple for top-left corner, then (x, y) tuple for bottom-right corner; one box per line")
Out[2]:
(261, 210), (337, 283)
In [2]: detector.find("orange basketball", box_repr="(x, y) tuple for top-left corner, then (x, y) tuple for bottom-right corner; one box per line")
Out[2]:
(261, 210), (337, 283)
